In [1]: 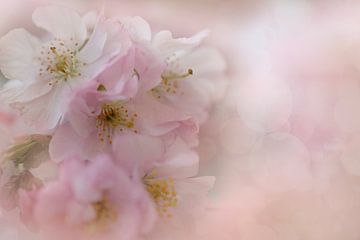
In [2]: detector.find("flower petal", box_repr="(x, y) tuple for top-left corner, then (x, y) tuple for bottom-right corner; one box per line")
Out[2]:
(49, 124), (84, 163)
(12, 85), (70, 132)
(0, 28), (40, 81)
(66, 97), (95, 138)
(1, 78), (51, 104)
(112, 134), (165, 172)
(135, 94), (194, 136)
(32, 6), (87, 44)
(152, 30), (208, 58)
(82, 11), (97, 34)
(77, 15), (107, 64)
(121, 16), (152, 42)
(81, 19), (131, 80)
(154, 138), (199, 179)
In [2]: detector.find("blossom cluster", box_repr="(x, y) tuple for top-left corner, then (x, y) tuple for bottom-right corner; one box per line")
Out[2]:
(0, 5), (226, 240)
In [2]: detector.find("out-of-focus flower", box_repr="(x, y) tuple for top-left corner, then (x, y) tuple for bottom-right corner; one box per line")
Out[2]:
(0, 208), (38, 240)
(0, 134), (51, 210)
(0, 6), (129, 131)
(0, 108), (19, 150)
(19, 155), (156, 240)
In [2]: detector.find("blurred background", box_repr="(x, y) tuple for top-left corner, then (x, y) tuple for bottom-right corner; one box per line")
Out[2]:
(3, 0), (360, 239)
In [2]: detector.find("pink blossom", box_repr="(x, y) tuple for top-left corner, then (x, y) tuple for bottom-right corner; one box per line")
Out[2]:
(142, 137), (215, 239)
(19, 154), (156, 240)
(111, 135), (215, 239)
(49, 51), (198, 163)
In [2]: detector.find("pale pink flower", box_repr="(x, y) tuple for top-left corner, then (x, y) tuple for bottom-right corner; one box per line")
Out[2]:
(19, 154), (156, 240)
(144, 173), (215, 240)
(94, 17), (199, 142)
(0, 6), (130, 131)
(151, 30), (227, 124)
(96, 17), (166, 99)
(119, 16), (227, 124)
(47, 17), (199, 161)
(47, 84), (143, 161)
(112, 135), (215, 239)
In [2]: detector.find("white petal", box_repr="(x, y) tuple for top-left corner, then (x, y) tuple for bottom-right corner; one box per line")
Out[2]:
(184, 47), (226, 75)
(32, 6), (87, 44)
(0, 28), (40, 81)
(0, 80), (25, 103)
(1, 78), (51, 104)
(82, 11), (98, 33)
(81, 19), (131, 79)
(176, 176), (215, 196)
(77, 15), (107, 63)
(12, 85), (70, 132)
(120, 16), (152, 42)
(152, 30), (209, 58)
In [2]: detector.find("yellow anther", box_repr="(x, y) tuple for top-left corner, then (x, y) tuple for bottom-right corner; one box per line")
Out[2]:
(96, 101), (138, 144)
(151, 69), (193, 99)
(38, 38), (84, 85)
(144, 173), (178, 218)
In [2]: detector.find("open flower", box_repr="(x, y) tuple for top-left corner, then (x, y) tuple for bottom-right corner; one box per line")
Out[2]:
(120, 16), (227, 125)
(48, 82), (142, 163)
(112, 135), (215, 239)
(19, 154), (156, 240)
(48, 17), (202, 164)
(151, 31), (227, 124)
(0, 6), (130, 131)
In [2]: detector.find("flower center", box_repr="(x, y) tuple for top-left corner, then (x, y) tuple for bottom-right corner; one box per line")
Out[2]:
(38, 38), (85, 85)
(151, 69), (193, 99)
(96, 102), (137, 144)
(144, 172), (178, 218)
(86, 194), (118, 233)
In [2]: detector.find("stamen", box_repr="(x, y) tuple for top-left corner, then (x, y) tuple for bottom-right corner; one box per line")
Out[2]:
(97, 84), (107, 92)
(133, 68), (140, 79)
(96, 102), (138, 144)
(38, 38), (85, 86)
(144, 172), (178, 218)
(151, 69), (193, 99)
